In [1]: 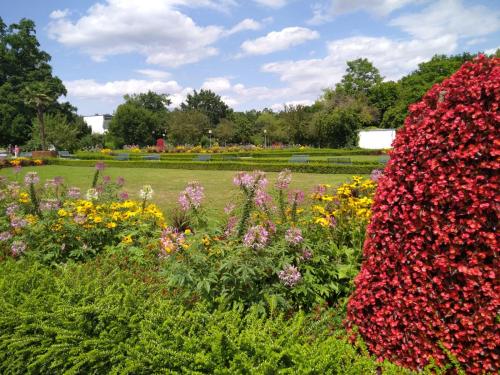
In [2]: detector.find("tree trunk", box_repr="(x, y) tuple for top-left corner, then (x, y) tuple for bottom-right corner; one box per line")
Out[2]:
(37, 107), (46, 151)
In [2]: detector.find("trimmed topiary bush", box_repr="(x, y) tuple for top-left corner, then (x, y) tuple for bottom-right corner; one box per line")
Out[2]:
(347, 55), (499, 373)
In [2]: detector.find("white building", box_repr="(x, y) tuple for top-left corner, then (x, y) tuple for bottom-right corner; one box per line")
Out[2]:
(358, 129), (396, 149)
(83, 114), (113, 134)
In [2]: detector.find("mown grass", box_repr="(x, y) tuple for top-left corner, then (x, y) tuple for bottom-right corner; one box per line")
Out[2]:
(1, 165), (361, 214)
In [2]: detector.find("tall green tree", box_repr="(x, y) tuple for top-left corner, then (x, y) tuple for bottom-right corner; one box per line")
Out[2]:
(380, 53), (474, 128)
(0, 18), (66, 146)
(181, 89), (231, 127)
(22, 83), (55, 150)
(29, 113), (79, 152)
(168, 110), (210, 145)
(336, 58), (383, 97)
(107, 92), (170, 147)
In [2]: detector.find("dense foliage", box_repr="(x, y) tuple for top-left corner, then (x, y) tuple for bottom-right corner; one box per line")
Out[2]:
(347, 55), (499, 373)
(0, 257), (431, 374)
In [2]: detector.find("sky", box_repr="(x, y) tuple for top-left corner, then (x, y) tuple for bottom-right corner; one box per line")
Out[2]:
(1, 0), (499, 115)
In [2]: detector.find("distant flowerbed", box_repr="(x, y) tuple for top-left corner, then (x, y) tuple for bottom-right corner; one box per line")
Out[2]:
(0, 157), (46, 169)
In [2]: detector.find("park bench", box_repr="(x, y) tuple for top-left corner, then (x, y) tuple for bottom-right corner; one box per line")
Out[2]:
(19, 152), (32, 158)
(289, 154), (309, 163)
(194, 155), (212, 162)
(222, 155), (238, 161)
(379, 155), (390, 164)
(143, 154), (160, 161)
(115, 153), (130, 161)
(327, 157), (352, 164)
(58, 150), (75, 158)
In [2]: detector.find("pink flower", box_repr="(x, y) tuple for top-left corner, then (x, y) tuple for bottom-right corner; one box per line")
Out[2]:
(11, 241), (26, 257)
(67, 187), (81, 199)
(243, 225), (269, 250)
(278, 265), (301, 287)
(233, 171), (267, 190)
(285, 227), (303, 245)
(288, 190), (305, 205)
(119, 191), (129, 201)
(95, 162), (105, 171)
(254, 189), (273, 209)
(24, 172), (39, 185)
(275, 169), (292, 190)
(224, 203), (236, 215)
(178, 181), (204, 211)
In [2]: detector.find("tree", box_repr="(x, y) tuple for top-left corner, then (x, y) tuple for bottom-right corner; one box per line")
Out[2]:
(367, 81), (399, 126)
(214, 118), (236, 145)
(279, 105), (312, 145)
(0, 18), (66, 146)
(347, 55), (499, 373)
(23, 83), (55, 150)
(29, 113), (79, 152)
(123, 91), (171, 113)
(255, 112), (288, 144)
(180, 89), (231, 127)
(379, 53), (474, 128)
(107, 92), (169, 147)
(336, 58), (383, 96)
(168, 110), (210, 145)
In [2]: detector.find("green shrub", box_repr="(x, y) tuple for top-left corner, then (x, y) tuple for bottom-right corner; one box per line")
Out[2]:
(0, 257), (430, 374)
(48, 159), (378, 174)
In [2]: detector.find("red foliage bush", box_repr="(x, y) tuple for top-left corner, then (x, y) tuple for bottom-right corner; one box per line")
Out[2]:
(346, 55), (499, 373)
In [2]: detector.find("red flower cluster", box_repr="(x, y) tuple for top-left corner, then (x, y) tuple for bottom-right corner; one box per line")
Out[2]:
(346, 55), (499, 374)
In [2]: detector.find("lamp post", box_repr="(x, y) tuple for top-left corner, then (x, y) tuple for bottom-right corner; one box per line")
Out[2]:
(208, 129), (212, 148)
(263, 129), (267, 148)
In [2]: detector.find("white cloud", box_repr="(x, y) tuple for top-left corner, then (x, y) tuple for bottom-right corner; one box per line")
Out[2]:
(226, 18), (262, 36)
(64, 79), (183, 99)
(485, 47), (499, 55)
(390, 0), (500, 40)
(309, 0), (416, 24)
(240, 27), (319, 56)
(136, 69), (171, 80)
(49, 9), (70, 19)
(201, 77), (232, 91)
(48, 0), (224, 67)
(262, 35), (457, 97)
(253, 0), (288, 8)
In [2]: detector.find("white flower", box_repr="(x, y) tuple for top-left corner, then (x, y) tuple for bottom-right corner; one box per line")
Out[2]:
(86, 188), (99, 201)
(139, 185), (154, 200)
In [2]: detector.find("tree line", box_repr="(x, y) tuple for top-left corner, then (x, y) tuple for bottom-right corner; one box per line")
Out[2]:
(1, 17), (495, 150)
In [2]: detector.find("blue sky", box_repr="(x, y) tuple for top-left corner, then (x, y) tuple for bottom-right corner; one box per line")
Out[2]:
(1, 0), (499, 115)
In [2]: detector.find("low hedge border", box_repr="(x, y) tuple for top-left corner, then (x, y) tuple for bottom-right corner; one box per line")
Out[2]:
(74, 148), (385, 160)
(47, 159), (380, 174)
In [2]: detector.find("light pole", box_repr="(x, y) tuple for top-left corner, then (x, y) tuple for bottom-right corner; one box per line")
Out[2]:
(208, 129), (212, 148)
(263, 129), (267, 148)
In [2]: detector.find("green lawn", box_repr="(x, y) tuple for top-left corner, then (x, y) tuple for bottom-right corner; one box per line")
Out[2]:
(2, 165), (360, 214)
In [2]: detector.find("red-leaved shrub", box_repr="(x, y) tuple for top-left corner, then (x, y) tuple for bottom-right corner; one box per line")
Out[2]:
(346, 55), (499, 374)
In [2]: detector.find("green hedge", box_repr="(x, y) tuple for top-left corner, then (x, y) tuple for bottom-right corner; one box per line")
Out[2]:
(74, 148), (385, 161)
(48, 159), (380, 174)
(0, 258), (428, 374)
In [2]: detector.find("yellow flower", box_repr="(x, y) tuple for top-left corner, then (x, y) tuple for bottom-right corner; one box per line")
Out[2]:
(315, 217), (330, 227)
(184, 229), (192, 235)
(26, 214), (37, 224)
(51, 223), (63, 231)
(34, 159), (43, 166)
(106, 222), (117, 229)
(93, 216), (103, 223)
(58, 209), (68, 217)
(122, 235), (133, 244)
(18, 192), (29, 203)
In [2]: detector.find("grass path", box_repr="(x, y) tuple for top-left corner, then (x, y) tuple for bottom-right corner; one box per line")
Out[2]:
(1, 165), (361, 214)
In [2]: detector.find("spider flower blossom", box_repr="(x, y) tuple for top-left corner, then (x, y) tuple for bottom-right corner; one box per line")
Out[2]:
(40, 199), (60, 211)
(288, 190), (305, 205)
(6, 203), (19, 217)
(224, 203), (236, 215)
(24, 172), (40, 185)
(86, 188), (99, 201)
(178, 182), (204, 211)
(67, 187), (81, 199)
(11, 240), (26, 257)
(159, 227), (186, 257)
(370, 169), (383, 182)
(285, 227), (303, 245)
(233, 171), (267, 190)
(119, 191), (129, 201)
(139, 185), (154, 200)
(0, 231), (12, 242)
(243, 225), (269, 250)
(278, 265), (302, 287)
(275, 169), (292, 190)
(254, 189), (273, 209)
(95, 162), (105, 171)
